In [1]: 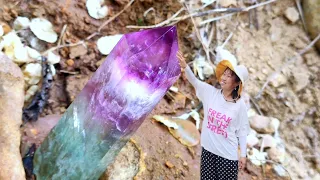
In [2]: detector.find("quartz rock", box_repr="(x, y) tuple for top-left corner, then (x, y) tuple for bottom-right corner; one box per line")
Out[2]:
(33, 26), (180, 179)
(267, 146), (286, 163)
(249, 115), (276, 134)
(284, 7), (299, 23)
(262, 134), (277, 149)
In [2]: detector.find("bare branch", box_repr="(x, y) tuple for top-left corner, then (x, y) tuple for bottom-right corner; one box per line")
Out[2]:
(221, 32), (233, 48)
(200, 0), (278, 25)
(126, 8), (185, 29)
(97, 0), (135, 32)
(295, 0), (307, 32)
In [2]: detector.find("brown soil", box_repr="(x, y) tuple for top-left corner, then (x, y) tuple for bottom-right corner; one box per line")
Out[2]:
(1, 0), (320, 179)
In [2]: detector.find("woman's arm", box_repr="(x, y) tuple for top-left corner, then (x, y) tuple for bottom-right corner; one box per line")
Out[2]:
(239, 136), (247, 170)
(177, 52), (214, 102)
(184, 65), (202, 89)
(237, 100), (250, 170)
(238, 136), (247, 157)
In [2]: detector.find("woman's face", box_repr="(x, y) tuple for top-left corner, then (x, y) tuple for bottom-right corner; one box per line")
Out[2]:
(220, 68), (240, 91)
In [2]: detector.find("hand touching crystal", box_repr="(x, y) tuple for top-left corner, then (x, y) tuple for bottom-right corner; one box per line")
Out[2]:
(177, 51), (187, 70)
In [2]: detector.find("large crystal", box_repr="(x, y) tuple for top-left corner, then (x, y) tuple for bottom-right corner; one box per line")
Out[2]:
(33, 26), (180, 179)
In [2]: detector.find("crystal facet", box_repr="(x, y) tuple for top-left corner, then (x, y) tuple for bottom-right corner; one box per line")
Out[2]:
(33, 26), (180, 179)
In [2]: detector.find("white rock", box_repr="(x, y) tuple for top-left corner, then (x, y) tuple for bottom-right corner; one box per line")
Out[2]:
(249, 115), (276, 134)
(13, 16), (30, 30)
(285, 7), (299, 23)
(267, 146), (286, 163)
(22, 63), (42, 85)
(50, 64), (56, 76)
(220, 0), (237, 7)
(86, 0), (109, 19)
(30, 18), (58, 43)
(273, 164), (288, 177)
(247, 134), (259, 148)
(1, 31), (23, 59)
(97, 34), (123, 55)
(262, 134), (277, 149)
(271, 74), (287, 87)
(190, 110), (201, 130)
(25, 85), (39, 102)
(270, 118), (280, 132)
(248, 148), (267, 166)
(247, 108), (257, 118)
(14, 45), (30, 63)
(201, 0), (215, 5)
(27, 47), (41, 60)
(249, 129), (257, 136)
(193, 55), (214, 80)
(203, 63), (214, 78)
(47, 51), (60, 64)
(0, 25), (3, 37)
(169, 86), (179, 93)
(293, 72), (309, 92)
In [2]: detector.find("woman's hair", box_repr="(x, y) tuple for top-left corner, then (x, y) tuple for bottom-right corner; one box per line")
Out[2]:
(225, 68), (241, 99)
(232, 71), (241, 99)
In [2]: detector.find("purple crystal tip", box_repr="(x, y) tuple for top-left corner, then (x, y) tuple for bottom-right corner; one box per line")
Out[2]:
(83, 26), (180, 131)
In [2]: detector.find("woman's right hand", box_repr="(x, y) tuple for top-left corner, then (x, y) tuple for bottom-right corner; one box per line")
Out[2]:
(177, 51), (187, 69)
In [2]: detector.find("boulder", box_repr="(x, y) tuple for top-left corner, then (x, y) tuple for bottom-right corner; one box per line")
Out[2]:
(249, 115), (278, 134)
(0, 53), (26, 179)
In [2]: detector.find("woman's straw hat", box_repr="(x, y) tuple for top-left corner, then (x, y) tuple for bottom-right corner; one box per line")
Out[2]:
(216, 60), (249, 95)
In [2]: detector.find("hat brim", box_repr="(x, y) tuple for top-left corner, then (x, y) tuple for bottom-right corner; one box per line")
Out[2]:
(216, 60), (244, 95)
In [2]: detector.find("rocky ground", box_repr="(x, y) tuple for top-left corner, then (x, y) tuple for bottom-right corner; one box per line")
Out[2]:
(0, 0), (319, 180)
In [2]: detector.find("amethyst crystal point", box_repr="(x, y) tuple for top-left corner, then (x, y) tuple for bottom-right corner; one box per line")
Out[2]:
(33, 26), (180, 179)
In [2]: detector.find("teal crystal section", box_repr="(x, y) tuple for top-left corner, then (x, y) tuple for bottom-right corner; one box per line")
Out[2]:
(33, 26), (180, 179)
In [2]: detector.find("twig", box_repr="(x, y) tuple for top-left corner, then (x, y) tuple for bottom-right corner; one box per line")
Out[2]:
(59, 70), (79, 75)
(295, 0), (307, 32)
(200, 0), (216, 9)
(183, 3), (212, 65)
(57, 25), (67, 47)
(143, 7), (155, 17)
(127, 8), (242, 29)
(86, 0), (135, 40)
(200, 0), (277, 25)
(244, 0), (277, 11)
(166, 92), (175, 101)
(250, 98), (264, 116)
(126, 8), (185, 29)
(41, 41), (85, 56)
(221, 32), (233, 48)
(191, 7), (243, 17)
(207, 22), (215, 49)
(255, 33), (320, 99)
(200, 13), (235, 25)
(98, 0), (135, 32)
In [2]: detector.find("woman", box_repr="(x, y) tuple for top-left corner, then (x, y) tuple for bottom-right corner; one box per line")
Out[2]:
(177, 52), (250, 180)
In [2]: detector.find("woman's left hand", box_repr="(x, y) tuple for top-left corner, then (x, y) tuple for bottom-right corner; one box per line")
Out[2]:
(239, 157), (246, 170)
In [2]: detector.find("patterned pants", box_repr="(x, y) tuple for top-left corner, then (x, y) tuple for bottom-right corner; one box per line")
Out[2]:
(200, 147), (238, 180)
